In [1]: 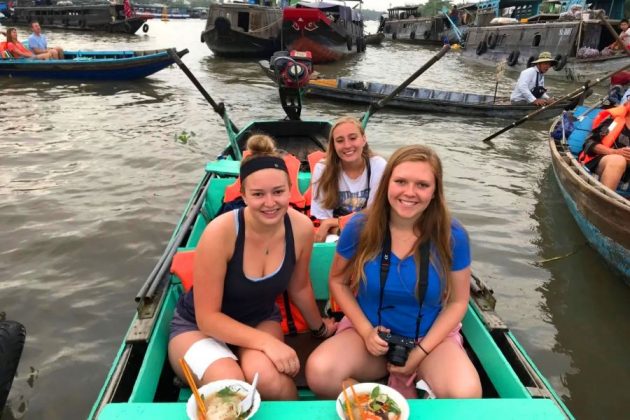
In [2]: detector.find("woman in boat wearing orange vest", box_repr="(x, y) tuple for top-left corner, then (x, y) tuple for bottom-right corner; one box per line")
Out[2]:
(310, 117), (386, 242)
(4, 27), (51, 60)
(579, 102), (630, 190)
(306, 145), (481, 399)
(168, 135), (336, 400)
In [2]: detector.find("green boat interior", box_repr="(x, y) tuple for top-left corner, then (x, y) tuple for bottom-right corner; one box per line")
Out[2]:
(91, 122), (572, 419)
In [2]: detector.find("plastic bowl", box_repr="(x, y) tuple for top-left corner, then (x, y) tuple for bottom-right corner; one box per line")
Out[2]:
(336, 382), (410, 420)
(186, 379), (261, 420)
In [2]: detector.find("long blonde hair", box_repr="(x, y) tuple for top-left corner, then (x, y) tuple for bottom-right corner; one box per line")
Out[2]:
(346, 145), (455, 301)
(316, 117), (373, 209)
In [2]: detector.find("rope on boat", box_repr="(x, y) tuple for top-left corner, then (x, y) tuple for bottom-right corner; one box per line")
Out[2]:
(248, 16), (282, 34)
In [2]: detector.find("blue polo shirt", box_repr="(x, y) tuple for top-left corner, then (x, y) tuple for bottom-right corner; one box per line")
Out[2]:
(336, 213), (471, 338)
(28, 33), (48, 51)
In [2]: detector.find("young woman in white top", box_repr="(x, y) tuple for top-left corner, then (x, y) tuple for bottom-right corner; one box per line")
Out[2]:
(311, 117), (386, 242)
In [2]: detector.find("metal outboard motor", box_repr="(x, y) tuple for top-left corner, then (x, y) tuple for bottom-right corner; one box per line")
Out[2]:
(270, 50), (313, 120)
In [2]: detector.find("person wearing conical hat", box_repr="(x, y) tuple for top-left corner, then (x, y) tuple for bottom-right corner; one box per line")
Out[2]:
(510, 51), (557, 106)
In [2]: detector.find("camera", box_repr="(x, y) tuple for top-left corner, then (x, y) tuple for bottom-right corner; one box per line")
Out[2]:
(378, 331), (416, 366)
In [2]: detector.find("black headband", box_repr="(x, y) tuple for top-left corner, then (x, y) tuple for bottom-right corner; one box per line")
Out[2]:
(240, 156), (288, 181)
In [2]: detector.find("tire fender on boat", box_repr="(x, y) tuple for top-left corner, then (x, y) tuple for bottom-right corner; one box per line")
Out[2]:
(356, 37), (364, 53)
(346, 35), (352, 51)
(476, 40), (487, 55)
(487, 32), (498, 49)
(143, 23), (149, 33)
(423, 30), (430, 40)
(410, 31), (416, 40)
(507, 50), (520, 66)
(0, 320), (26, 412)
(79, 19), (86, 28)
(392, 32), (397, 40)
(527, 55), (536, 67)
(554, 54), (567, 71)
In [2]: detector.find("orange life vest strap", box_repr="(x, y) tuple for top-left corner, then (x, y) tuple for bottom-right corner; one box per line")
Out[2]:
(579, 104), (629, 164)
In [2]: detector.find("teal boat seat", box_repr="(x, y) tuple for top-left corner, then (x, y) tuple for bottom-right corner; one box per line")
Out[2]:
(567, 105), (599, 156)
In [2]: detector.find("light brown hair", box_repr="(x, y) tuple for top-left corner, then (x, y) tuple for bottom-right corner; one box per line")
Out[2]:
(346, 145), (455, 301)
(315, 117), (373, 209)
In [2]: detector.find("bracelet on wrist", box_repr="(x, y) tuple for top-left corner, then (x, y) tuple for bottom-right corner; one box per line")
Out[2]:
(417, 342), (429, 356)
(311, 322), (327, 338)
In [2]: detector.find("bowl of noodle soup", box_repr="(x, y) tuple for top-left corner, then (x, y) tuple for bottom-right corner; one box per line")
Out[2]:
(186, 379), (261, 420)
(336, 382), (410, 420)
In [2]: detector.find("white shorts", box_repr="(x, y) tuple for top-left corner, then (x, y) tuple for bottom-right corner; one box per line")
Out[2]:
(184, 338), (238, 381)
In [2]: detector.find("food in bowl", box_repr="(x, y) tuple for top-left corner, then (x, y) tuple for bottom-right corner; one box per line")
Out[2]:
(342, 385), (403, 420)
(202, 386), (246, 420)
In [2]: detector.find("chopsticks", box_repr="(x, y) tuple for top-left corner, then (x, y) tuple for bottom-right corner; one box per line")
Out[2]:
(342, 380), (362, 420)
(179, 358), (207, 420)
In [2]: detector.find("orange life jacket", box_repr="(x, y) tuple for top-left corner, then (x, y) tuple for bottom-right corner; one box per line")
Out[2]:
(579, 104), (630, 164)
(7, 41), (31, 57)
(223, 152), (306, 209)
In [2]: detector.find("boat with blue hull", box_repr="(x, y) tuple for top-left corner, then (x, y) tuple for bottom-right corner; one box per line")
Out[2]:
(0, 48), (188, 80)
(549, 106), (630, 280)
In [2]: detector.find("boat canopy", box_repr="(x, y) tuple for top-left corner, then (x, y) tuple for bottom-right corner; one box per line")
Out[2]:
(295, 1), (353, 21)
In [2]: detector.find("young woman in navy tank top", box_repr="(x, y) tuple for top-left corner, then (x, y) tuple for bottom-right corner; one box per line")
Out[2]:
(168, 135), (336, 400)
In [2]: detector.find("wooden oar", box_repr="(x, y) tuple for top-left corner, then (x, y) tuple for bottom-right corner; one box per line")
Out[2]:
(361, 44), (450, 128)
(167, 49), (241, 159)
(481, 61), (630, 144)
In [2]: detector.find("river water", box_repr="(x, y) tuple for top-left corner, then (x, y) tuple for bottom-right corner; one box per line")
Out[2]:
(1, 19), (628, 420)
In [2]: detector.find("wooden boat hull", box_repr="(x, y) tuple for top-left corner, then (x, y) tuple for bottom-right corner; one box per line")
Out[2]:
(548, 137), (630, 279)
(462, 21), (630, 81)
(89, 110), (572, 418)
(259, 61), (584, 119)
(1, 5), (146, 34)
(0, 48), (188, 80)
(282, 6), (364, 64)
(365, 32), (385, 45)
(201, 3), (282, 58)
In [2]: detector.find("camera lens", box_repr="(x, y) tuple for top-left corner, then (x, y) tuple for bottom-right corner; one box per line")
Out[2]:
(387, 344), (410, 367)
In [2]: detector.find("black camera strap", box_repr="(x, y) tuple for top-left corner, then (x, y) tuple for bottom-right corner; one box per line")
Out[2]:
(377, 228), (431, 341)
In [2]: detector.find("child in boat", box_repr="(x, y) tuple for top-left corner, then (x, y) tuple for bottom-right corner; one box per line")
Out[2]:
(168, 135), (336, 400)
(28, 22), (64, 59)
(310, 116), (386, 242)
(306, 145), (481, 399)
(4, 27), (51, 60)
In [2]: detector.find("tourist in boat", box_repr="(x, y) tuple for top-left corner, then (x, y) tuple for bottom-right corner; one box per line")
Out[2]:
(510, 51), (557, 106)
(310, 117), (386, 243)
(168, 135), (336, 400)
(579, 104), (630, 190)
(28, 22), (64, 59)
(305, 144), (482, 399)
(4, 27), (51, 60)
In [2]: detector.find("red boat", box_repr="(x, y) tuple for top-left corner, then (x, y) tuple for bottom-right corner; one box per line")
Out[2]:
(282, 2), (365, 64)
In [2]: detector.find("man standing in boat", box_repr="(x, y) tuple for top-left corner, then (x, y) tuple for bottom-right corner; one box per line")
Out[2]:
(510, 52), (557, 106)
(28, 22), (63, 59)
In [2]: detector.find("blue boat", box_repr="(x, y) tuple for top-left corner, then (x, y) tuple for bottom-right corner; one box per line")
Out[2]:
(549, 105), (630, 279)
(0, 48), (188, 80)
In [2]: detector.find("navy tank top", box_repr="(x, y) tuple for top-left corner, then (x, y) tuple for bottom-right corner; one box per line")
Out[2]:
(177, 208), (296, 327)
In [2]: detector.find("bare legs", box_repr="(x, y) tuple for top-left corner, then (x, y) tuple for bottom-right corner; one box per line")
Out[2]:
(306, 329), (481, 399)
(168, 320), (297, 400)
(596, 154), (628, 190)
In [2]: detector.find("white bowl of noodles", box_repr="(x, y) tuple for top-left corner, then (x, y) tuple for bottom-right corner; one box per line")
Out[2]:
(336, 382), (410, 420)
(186, 379), (261, 420)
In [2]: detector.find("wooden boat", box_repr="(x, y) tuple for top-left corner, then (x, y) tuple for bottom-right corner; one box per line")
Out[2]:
(382, 5), (467, 45)
(200, 3), (282, 58)
(0, 4), (147, 34)
(0, 320), (26, 413)
(258, 60), (586, 119)
(364, 32), (384, 45)
(0, 48), (188, 80)
(282, 1), (365, 63)
(462, 0), (628, 82)
(549, 105), (630, 278)
(89, 51), (573, 420)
